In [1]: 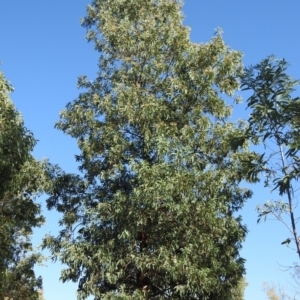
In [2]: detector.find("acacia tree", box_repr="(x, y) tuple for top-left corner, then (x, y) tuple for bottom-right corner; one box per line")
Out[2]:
(241, 56), (300, 258)
(0, 70), (45, 299)
(43, 1), (256, 299)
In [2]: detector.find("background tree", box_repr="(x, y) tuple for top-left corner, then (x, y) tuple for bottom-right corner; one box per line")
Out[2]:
(241, 56), (300, 258)
(43, 0), (256, 299)
(0, 70), (45, 299)
(231, 277), (248, 300)
(37, 289), (46, 300)
(263, 282), (296, 300)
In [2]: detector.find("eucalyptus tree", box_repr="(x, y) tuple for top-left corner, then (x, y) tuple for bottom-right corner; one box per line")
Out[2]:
(43, 1), (256, 299)
(241, 56), (300, 258)
(0, 70), (45, 299)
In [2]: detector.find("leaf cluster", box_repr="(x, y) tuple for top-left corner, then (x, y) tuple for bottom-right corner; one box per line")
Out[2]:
(0, 71), (46, 299)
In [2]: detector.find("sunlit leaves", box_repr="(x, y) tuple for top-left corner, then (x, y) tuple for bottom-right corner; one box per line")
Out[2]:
(43, 1), (253, 299)
(0, 70), (45, 299)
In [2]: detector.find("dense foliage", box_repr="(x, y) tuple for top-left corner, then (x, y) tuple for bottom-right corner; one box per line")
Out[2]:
(0, 71), (45, 299)
(43, 0), (256, 299)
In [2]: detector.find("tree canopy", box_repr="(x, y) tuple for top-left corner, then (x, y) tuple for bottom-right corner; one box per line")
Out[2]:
(42, 0), (257, 299)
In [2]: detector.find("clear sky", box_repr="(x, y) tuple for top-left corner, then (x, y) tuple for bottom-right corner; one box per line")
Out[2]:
(1, 1), (300, 299)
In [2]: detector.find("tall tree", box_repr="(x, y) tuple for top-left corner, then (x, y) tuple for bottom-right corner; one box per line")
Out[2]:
(0, 70), (45, 299)
(43, 1), (256, 299)
(241, 56), (300, 258)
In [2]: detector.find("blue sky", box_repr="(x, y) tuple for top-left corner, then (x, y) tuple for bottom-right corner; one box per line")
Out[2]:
(1, 1), (300, 299)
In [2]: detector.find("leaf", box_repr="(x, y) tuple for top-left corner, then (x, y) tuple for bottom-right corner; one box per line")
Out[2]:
(281, 238), (291, 245)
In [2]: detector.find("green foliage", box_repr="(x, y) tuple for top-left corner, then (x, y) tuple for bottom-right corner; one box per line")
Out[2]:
(0, 72), (35, 195)
(241, 56), (300, 257)
(0, 70), (45, 299)
(43, 1), (255, 299)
